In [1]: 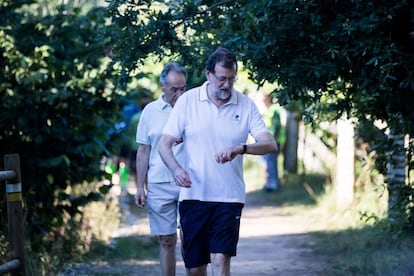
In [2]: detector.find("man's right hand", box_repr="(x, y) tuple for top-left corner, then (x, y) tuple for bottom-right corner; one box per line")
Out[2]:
(173, 168), (192, 188)
(135, 188), (146, 208)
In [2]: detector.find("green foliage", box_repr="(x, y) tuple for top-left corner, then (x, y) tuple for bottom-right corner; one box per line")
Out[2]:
(137, 0), (414, 228)
(0, 0), (124, 267)
(106, 1), (183, 85)
(108, 0), (413, 137)
(165, 1), (414, 130)
(23, 181), (120, 275)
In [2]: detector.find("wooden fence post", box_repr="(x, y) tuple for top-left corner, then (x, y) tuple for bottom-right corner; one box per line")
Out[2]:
(4, 154), (27, 276)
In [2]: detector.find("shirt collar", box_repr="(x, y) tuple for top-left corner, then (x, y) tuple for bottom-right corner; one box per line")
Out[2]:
(156, 93), (172, 110)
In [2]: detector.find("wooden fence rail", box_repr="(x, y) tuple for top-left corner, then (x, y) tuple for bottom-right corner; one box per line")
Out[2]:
(0, 154), (27, 276)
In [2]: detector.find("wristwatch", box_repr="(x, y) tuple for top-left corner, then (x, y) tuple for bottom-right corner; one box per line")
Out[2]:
(241, 144), (247, 154)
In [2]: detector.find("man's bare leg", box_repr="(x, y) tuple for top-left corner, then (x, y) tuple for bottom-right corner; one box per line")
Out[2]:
(189, 264), (207, 276)
(159, 233), (177, 276)
(179, 227), (192, 276)
(210, 253), (230, 276)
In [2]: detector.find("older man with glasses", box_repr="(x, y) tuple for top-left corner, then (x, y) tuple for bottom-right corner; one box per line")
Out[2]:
(159, 47), (277, 276)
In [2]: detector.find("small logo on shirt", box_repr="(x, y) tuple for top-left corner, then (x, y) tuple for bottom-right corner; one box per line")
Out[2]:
(233, 114), (241, 121)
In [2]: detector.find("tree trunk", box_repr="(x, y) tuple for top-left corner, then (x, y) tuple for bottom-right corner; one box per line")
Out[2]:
(386, 118), (406, 225)
(284, 110), (299, 173)
(336, 117), (355, 209)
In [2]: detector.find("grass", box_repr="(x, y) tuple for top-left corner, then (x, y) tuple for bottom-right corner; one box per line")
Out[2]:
(245, 155), (413, 275)
(80, 155), (414, 275)
(83, 195), (159, 264)
(301, 184), (414, 276)
(85, 235), (159, 263)
(311, 226), (414, 275)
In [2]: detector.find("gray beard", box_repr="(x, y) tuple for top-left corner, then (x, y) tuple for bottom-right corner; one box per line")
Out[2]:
(215, 89), (231, 101)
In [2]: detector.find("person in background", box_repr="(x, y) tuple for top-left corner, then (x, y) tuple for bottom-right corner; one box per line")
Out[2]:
(261, 93), (285, 193)
(158, 47), (277, 276)
(134, 62), (187, 276)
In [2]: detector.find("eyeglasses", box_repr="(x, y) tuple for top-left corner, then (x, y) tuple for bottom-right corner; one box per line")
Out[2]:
(211, 73), (238, 84)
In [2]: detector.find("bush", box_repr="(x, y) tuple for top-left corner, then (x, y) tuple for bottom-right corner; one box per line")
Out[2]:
(26, 181), (121, 275)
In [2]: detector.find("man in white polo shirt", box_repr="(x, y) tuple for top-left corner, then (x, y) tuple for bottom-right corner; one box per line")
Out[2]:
(134, 62), (187, 276)
(159, 48), (277, 276)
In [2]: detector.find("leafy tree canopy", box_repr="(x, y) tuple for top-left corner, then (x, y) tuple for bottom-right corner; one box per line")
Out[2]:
(109, 0), (413, 131)
(0, 0), (123, 251)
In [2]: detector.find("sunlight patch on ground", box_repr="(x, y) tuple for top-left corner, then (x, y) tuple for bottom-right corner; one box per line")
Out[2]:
(240, 206), (309, 238)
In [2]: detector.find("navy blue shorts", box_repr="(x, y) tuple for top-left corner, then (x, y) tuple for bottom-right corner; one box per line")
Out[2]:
(179, 201), (244, 268)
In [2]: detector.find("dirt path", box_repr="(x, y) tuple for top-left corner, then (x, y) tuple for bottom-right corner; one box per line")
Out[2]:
(63, 190), (328, 275)
(230, 205), (326, 275)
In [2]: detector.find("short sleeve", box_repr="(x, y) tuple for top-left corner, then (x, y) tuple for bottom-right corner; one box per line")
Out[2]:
(162, 93), (187, 139)
(135, 107), (150, 145)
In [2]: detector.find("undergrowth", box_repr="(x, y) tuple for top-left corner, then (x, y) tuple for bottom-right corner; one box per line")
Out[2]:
(19, 154), (411, 275)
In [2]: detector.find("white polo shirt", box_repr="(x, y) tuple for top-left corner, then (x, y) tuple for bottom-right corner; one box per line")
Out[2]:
(136, 94), (183, 183)
(163, 81), (268, 203)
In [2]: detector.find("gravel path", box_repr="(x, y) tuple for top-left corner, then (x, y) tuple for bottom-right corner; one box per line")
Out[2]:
(62, 188), (328, 276)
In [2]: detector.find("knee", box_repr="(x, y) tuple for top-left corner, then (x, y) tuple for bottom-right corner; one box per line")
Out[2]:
(210, 253), (230, 275)
(159, 234), (177, 249)
(189, 265), (207, 276)
(211, 253), (230, 267)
